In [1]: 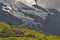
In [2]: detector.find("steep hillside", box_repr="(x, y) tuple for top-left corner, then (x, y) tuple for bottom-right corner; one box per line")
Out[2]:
(43, 9), (60, 35)
(0, 21), (60, 40)
(0, 1), (46, 31)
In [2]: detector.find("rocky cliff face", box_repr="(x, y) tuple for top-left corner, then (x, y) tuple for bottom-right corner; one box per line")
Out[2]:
(0, 0), (48, 31)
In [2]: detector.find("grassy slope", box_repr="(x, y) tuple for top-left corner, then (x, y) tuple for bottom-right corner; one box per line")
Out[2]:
(0, 21), (60, 40)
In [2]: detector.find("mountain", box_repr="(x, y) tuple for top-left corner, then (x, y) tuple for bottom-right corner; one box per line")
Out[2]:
(43, 9), (60, 35)
(0, 1), (48, 31)
(0, 0), (60, 35)
(32, 4), (48, 13)
(0, 2), (23, 25)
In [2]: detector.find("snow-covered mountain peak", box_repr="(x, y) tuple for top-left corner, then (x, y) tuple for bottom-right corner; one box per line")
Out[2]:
(0, 0), (49, 30)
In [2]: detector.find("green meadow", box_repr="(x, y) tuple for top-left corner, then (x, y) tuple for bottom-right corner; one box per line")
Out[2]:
(0, 21), (60, 40)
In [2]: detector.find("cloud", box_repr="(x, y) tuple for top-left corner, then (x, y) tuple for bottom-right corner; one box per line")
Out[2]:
(37, 0), (60, 10)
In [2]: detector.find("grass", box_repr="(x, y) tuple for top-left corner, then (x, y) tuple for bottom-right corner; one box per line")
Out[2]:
(0, 21), (60, 40)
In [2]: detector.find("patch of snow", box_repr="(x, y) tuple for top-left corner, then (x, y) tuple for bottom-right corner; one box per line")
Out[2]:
(2, 5), (12, 12)
(17, 0), (36, 6)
